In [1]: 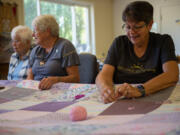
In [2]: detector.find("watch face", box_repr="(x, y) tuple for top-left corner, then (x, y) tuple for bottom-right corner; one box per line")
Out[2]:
(137, 85), (145, 97)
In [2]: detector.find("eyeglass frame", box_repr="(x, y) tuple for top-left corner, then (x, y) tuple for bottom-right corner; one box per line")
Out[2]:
(122, 23), (147, 32)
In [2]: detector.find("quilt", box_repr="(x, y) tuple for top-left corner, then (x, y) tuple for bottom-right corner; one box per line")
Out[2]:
(0, 80), (180, 135)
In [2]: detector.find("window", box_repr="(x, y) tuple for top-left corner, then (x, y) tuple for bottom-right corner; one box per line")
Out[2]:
(24, 0), (94, 54)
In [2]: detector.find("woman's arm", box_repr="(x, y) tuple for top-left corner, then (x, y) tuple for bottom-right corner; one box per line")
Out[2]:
(143, 60), (179, 95)
(96, 64), (118, 103)
(117, 61), (179, 98)
(26, 68), (34, 80)
(38, 66), (80, 90)
(58, 66), (80, 83)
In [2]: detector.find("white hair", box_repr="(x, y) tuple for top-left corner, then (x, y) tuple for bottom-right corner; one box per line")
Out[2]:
(11, 25), (33, 44)
(32, 14), (59, 37)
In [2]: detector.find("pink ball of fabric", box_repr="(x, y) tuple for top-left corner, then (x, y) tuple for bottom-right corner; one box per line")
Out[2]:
(70, 106), (87, 121)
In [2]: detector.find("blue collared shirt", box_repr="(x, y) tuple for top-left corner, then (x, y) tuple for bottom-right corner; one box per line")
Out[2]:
(29, 38), (80, 81)
(7, 51), (30, 80)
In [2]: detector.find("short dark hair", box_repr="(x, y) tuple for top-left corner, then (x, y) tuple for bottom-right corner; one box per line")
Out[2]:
(122, 1), (153, 25)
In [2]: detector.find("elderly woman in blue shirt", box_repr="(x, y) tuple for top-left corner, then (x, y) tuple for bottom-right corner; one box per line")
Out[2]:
(8, 25), (33, 80)
(27, 14), (80, 90)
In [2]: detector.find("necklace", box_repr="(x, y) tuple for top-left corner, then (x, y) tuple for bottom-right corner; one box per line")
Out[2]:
(39, 50), (49, 66)
(39, 38), (59, 66)
(40, 61), (45, 66)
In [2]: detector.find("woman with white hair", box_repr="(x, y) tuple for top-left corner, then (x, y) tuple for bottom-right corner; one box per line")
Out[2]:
(27, 14), (80, 90)
(8, 25), (33, 80)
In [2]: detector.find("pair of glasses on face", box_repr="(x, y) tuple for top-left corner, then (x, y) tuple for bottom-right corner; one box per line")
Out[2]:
(122, 24), (146, 32)
(11, 40), (21, 44)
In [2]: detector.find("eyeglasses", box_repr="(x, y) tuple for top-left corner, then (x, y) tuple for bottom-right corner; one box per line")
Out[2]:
(11, 40), (21, 44)
(122, 24), (146, 32)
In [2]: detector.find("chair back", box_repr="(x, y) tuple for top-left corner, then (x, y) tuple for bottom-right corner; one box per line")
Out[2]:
(78, 53), (99, 84)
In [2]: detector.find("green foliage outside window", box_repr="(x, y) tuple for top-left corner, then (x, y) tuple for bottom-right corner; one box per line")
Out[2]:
(24, 0), (37, 29)
(24, 0), (89, 53)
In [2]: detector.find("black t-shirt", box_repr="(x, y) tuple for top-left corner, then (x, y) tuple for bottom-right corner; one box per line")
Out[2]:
(104, 32), (176, 84)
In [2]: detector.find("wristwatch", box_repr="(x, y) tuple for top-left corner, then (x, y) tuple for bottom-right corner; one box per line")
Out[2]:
(136, 85), (146, 97)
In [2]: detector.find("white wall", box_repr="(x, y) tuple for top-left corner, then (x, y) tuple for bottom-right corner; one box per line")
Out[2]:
(113, 0), (180, 37)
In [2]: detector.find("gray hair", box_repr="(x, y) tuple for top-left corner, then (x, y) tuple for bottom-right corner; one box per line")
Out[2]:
(11, 25), (33, 44)
(32, 14), (59, 37)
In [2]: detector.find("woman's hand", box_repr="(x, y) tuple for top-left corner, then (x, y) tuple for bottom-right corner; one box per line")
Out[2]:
(116, 83), (142, 98)
(38, 76), (59, 90)
(96, 64), (118, 104)
(100, 85), (119, 103)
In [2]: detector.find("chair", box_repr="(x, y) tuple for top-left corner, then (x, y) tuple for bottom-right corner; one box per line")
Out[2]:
(78, 53), (99, 84)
